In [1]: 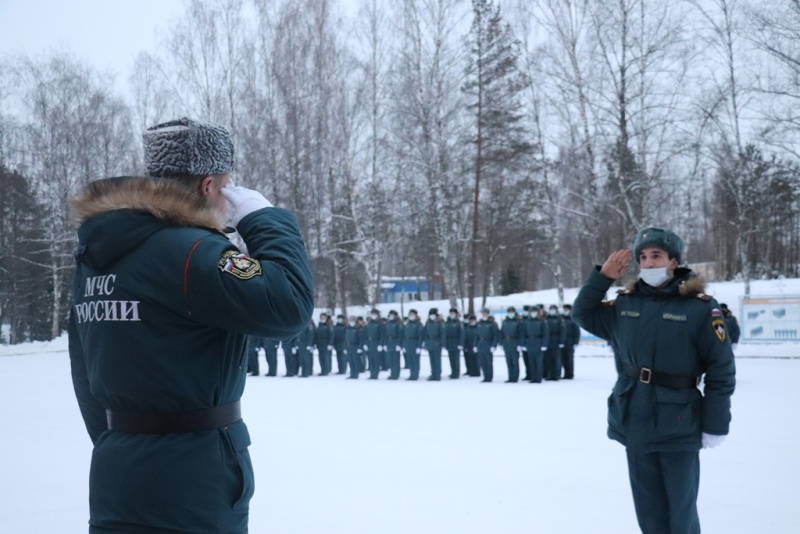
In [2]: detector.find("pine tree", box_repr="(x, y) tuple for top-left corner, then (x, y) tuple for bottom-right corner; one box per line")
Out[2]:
(463, 0), (533, 313)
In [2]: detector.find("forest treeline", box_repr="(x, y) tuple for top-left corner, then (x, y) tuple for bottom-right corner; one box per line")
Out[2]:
(1, 0), (799, 343)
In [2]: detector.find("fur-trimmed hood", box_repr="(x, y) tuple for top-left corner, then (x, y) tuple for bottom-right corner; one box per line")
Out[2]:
(71, 176), (225, 270)
(624, 267), (707, 298)
(71, 176), (224, 230)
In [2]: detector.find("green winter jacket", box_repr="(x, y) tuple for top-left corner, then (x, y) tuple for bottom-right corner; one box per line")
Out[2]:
(572, 267), (735, 453)
(68, 177), (313, 533)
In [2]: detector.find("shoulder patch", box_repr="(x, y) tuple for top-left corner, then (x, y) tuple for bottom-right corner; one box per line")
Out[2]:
(695, 293), (712, 302)
(218, 250), (262, 280)
(712, 317), (727, 342)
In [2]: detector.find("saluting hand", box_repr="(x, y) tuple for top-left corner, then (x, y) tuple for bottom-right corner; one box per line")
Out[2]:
(221, 185), (272, 227)
(600, 249), (632, 280)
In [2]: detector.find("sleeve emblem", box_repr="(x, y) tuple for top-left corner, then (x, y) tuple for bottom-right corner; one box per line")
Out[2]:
(712, 317), (727, 342)
(218, 250), (262, 280)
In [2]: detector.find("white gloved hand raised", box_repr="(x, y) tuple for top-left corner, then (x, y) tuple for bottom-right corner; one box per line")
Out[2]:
(221, 185), (272, 227)
(702, 433), (726, 449)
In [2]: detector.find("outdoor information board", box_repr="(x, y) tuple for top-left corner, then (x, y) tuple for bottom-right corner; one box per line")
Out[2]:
(740, 295), (800, 342)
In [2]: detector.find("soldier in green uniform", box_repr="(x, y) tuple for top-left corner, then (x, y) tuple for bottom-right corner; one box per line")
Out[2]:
(476, 308), (499, 382)
(68, 118), (313, 533)
(501, 306), (525, 383)
(344, 316), (365, 379)
(402, 309), (424, 380)
(523, 305), (548, 383)
(365, 308), (386, 379)
(246, 336), (265, 376)
(385, 310), (404, 380)
(463, 314), (480, 377)
(333, 314), (347, 374)
(313, 312), (334, 376)
(444, 308), (465, 378)
(544, 304), (566, 380)
(422, 308), (447, 381)
(264, 339), (280, 376)
(561, 304), (581, 379)
(572, 227), (735, 534)
(720, 303), (740, 350)
(296, 320), (316, 377)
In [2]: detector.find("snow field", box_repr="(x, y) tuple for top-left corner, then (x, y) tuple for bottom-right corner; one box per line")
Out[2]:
(1, 346), (799, 533)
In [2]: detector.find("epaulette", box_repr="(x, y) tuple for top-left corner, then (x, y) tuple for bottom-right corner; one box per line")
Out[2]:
(616, 288), (634, 296)
(695, 293), (712, 302)
(601, 300), (616, 307)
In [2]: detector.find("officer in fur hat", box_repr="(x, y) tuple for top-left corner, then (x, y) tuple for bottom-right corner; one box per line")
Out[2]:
(572, 226), (735, 534)
(68, 118), (314, 534)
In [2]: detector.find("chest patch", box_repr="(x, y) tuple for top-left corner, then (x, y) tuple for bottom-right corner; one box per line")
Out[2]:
(620, 310), (640, 318)
(712, 318), (727, 342)
(218, 250), (262, 280)
(662, 313), (687, 322)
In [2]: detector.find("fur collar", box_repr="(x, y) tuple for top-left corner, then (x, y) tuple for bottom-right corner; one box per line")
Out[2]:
(70, 176), (224, 230)
(624, 269), (707, 298)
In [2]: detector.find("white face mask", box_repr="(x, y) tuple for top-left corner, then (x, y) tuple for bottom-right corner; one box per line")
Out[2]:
(371, 314), (378, 320)
(640, 267), (670, 287)
(429, 315), (437, 321)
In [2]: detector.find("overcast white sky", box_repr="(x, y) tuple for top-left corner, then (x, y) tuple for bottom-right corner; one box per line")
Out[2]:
(0, 1), (185, 85)
(0, 0), (359, 94)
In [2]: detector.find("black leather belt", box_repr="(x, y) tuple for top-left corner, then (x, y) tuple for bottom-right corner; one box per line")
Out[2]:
(106, 400), (242, 434)
(622, 366), (698, 389)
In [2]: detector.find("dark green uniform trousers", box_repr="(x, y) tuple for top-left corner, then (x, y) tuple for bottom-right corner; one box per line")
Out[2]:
(626, 450), (700, 534)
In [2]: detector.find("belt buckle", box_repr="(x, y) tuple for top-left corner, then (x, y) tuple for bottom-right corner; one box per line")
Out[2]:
(639, 367), (652, 384)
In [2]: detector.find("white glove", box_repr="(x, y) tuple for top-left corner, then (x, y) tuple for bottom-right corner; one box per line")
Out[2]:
(731, 343), (738, 351)
(221, 185), (272, 227)
(396, 345), (402, 352)
(291, 347), (298, 354)
(541, 347), (547, 351)
(702, 433), (726, 449)
(558, 344), (564, 348)
(383, 345), (388, 351)
(377, 346), (383, 352)
(357, 349), (363, 354)
(416, 348), (421, 354)
(457, 345), (463, 350)
(363, 345), (368, 351)
(306, 346), (313, 352)
(328, 345), (333, 351)
(517, 345), (524, 352)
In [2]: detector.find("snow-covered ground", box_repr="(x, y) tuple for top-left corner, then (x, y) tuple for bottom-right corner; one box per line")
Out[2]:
(1, 278), (798, 533)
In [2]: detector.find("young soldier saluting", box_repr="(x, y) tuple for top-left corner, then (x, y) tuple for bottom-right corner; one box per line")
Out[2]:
(68, 118), (314, 534)
(572, 227), (735, 534)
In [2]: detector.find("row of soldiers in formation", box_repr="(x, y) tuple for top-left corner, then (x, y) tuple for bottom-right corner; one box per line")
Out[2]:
(247, 304), (581, 382)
